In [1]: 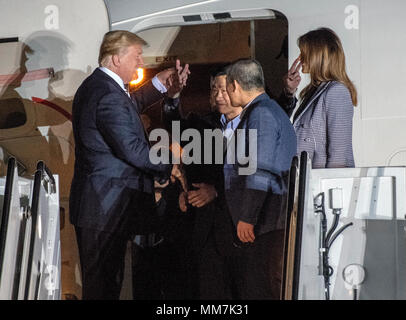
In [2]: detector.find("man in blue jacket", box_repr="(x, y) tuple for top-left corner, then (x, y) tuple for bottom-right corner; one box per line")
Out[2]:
(225, 59), (297, 299)
(69, 30), (188, 299)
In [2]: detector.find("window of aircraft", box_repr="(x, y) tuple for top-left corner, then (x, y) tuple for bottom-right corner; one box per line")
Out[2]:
(0, 99), (27, 129)
(133, 14), (288, 130)
(0, 41), (28, 129)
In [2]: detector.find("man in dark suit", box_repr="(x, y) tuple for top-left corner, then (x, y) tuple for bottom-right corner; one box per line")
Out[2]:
(225, 59), (297, 299)
(158, 67), (224, 299)
(69, 30), (189, 299)
(191, 68), (244, 300)
(161, 66), (247, 299)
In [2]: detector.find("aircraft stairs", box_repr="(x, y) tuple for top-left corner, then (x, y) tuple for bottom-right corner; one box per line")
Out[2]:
(0, 158), (61, 300)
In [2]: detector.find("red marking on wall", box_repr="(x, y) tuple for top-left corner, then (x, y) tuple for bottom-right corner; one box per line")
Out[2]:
(0, 68), (54, 86)
(31, 97), (72, 121)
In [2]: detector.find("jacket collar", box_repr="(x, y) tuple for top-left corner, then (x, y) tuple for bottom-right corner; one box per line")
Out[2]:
(222, 92), (267, 158)
(93, 68), (134, 104)
(238, 92), (268, 127)
(92, 68), (131, 95)
(99, 67), (126, 92)
(293, 81), (333, 124)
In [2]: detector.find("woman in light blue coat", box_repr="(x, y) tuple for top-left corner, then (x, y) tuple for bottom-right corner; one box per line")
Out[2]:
(279, 28), (358, 168)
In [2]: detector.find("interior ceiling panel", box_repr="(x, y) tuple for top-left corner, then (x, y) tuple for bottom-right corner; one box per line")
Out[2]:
(103, 0), (218, 25)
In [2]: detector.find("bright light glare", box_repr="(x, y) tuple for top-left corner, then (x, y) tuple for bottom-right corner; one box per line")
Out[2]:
(130, 68), (144, 85)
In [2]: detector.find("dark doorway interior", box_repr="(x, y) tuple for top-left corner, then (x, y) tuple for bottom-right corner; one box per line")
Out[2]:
(132, 15), (289, 131)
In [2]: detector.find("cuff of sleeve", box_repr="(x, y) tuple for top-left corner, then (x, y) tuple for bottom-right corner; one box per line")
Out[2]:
(239, 216), (258, 225)
(238, 189), (268, 225)
(152, 75), (168, 93)
(164, 96), (180, 109)
(156, 176), (169, 185)
(283, 87), (297, 98)
(154, 164), (172, 184)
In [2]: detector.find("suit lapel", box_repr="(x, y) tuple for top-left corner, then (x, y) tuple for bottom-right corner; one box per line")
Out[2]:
(293, 81), (332, 124)
(95, 68), (136, 107)
(95, 68), (151, 145)
(223, 93), (265, 158)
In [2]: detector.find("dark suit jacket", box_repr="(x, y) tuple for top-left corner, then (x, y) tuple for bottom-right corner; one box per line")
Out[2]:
(224, 93), (297, 236)
(162, 106), (231, 252)
(69, 68), (171, 232)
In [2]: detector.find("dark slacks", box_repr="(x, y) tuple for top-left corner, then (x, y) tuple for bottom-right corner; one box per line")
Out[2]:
(197, 201), (241, 300)
(197, 193), (286, 300)
(235, 229), (285, 300)
(198, 229), (285, 300)
(198, 232), (241, 299)
(75, 190), (156, 300)
(75, 226), (129, 300)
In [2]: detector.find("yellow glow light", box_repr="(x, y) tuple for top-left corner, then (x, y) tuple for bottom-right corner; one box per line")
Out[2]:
(130, 68), (144, 86)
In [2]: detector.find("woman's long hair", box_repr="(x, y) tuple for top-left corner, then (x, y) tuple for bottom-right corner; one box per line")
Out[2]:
(298, 28), (357, 106)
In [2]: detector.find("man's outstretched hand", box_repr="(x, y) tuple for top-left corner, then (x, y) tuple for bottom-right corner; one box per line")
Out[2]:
(156, 59), (190, 98)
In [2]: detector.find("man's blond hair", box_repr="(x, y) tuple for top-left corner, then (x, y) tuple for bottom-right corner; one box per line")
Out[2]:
(98, 30), (147, 67)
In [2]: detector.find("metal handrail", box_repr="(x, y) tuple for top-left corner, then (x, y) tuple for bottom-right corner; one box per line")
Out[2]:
(23, 170), (42, 300)
(281, 156), (298, 300)
(36, 161), (56, 194)
(12, 208), (29, 300)
(0, 157), (16, 284)
(292, 151), (309, 299)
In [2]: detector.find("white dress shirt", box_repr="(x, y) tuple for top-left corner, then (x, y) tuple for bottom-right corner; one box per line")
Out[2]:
(220, 113), (241, 140)
(99, 67), (167, 97)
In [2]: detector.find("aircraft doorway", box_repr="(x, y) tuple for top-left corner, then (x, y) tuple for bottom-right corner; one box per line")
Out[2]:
(132, 12), (289, 129)
(119, 12), (290, 300)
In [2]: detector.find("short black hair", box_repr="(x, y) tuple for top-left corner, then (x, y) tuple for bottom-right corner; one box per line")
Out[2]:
(226, 59), (265, 91)
(209, 64), (230, 79)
